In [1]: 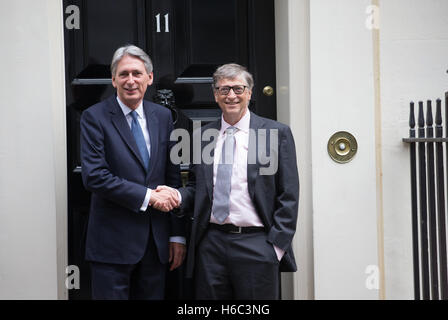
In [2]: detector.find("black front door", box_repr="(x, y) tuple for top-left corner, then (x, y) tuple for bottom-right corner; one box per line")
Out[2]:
(63, 0), (277, 300)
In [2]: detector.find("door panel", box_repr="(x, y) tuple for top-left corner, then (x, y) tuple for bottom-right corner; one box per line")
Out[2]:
(63, 0), (276, 300)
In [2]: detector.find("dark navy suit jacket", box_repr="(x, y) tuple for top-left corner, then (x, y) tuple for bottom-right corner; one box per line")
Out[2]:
(80, 95), (183, 265)
(180, 112), (299, 278)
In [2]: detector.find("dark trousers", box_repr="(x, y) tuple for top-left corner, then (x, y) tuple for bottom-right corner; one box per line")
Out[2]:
(90, 231), (166, 300)
(194, 228), (279, 300)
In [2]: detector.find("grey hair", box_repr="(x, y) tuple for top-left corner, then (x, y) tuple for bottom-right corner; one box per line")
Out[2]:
(110, 45), (153, 76)
(212, 63), (254, 90)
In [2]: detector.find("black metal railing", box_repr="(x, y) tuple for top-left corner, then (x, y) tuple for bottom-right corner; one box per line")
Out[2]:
(403, 92), (448, 300)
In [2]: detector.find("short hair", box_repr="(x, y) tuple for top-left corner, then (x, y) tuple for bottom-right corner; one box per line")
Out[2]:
(110, 45), (153, 76)
(212, 63), (254, 90)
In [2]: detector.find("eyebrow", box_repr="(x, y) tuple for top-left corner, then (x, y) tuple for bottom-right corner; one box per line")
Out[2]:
(119, 70), (143, 74)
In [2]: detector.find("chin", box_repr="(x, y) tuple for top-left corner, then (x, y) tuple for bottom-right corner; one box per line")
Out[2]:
(226, 106), (241, 112)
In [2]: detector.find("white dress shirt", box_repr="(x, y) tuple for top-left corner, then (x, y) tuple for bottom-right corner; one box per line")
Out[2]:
(116, 97), (152, 211)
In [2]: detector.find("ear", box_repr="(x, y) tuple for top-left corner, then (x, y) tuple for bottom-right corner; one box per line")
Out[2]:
(247, 88), (252, 100)
(111, 75), (117, 88)
(147, 72), (154, 86)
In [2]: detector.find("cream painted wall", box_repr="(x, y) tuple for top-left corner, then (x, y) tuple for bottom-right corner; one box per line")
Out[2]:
(310, 0), (380, 299)
(380, 0), (448, 299)
(275, 0), (313, 300)
(0, 0), (67, 299)
(292, 0), (448, 299)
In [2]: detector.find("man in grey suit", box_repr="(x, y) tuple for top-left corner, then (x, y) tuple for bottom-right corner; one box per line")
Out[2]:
(159, 63), (299, 299)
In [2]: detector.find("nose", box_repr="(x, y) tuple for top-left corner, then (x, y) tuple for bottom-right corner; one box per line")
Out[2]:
(227, 88), (237, 98)
(127, 74), (135, 84)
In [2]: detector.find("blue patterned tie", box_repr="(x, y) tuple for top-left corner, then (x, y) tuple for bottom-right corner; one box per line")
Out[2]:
(130, 111), (150, 171)
(212, 126), (237, 223)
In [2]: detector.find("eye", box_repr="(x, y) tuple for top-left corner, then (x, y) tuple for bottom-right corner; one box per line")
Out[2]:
(219, 87), (231, 95)
(233, 86), (245, 94)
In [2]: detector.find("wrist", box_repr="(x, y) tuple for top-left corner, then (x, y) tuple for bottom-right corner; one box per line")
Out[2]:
(149, 189), (157, 205)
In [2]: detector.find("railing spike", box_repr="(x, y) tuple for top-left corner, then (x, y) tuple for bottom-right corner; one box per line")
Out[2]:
(436, 99), (442, 126)
(427, 100), (433, 126)
(419, 101), (425, 128)
(410, 102), (415, 129)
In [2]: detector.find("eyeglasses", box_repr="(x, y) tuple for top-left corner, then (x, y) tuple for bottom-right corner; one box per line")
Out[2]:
(215, 85), (248, 96)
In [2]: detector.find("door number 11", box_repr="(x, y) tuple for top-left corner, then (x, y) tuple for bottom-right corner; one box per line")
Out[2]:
(156, 13), (169, 33)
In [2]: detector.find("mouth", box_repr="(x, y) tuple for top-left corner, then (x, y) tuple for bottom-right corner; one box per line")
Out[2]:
(125, 88), (137, 94)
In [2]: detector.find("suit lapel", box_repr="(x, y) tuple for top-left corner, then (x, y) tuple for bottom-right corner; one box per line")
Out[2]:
(109, 96), (147, 171)
(247, 112), (264, 199)
(204, 120), (221, 201)
(143, 101), (158, 178)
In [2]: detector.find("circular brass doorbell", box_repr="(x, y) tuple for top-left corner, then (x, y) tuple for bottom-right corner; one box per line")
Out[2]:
(327, 131), (358, 163)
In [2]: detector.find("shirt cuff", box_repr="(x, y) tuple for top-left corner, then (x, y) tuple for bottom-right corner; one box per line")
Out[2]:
(273, 245), (285, 261)
(176, 189), (182, 204)
(169, 236), (186, 245)
(140, 188), (151, 212)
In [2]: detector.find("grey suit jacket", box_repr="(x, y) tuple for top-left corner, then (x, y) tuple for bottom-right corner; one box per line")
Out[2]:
(180, 111), (299, 278)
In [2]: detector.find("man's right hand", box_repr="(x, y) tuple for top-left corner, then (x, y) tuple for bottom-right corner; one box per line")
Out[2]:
(150, 186), (180, 212)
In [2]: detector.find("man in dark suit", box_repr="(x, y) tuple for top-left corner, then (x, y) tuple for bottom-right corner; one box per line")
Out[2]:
(159, 63), (299, 299)
(80, 45), (185, 300)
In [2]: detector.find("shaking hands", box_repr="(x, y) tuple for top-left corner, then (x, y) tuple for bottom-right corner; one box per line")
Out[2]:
(150, 185), (180, 212)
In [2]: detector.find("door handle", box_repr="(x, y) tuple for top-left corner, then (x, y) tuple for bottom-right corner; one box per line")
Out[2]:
(263, 86), (274, 97)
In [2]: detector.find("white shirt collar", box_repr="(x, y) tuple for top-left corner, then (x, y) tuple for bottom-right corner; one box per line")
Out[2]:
(220, 109), (250, 134)
(116, 96), (144, 119)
